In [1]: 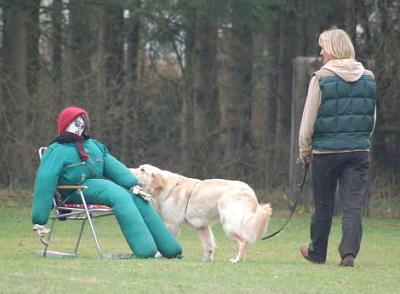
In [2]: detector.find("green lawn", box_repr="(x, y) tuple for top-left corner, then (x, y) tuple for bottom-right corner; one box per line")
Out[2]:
(0, 202), (399, 294)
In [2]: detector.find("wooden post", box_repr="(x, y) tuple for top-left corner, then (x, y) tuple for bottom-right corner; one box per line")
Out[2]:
(289, 57), (322, 211)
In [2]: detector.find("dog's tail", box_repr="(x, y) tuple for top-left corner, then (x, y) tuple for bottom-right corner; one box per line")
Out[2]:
(244, 203), (272, 244)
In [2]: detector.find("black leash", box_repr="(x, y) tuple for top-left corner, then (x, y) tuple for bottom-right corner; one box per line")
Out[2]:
(261, 164), (309, 240)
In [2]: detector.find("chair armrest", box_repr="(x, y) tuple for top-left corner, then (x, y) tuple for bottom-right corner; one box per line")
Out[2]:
(57, 185), (88, 190)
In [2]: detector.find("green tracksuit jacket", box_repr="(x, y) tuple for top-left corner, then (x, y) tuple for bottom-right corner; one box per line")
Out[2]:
(32, 139), (182, 258)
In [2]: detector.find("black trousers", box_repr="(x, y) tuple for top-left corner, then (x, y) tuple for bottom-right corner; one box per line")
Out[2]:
(308, 151), (370, 262)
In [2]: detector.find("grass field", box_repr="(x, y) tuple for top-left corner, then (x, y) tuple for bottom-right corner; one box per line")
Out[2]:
(0, 198), (399, 294)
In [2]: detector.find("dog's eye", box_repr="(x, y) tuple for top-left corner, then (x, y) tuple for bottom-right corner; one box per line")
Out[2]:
(140, 167), (145, 172)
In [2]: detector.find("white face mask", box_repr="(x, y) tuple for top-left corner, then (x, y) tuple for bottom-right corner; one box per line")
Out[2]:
(66, 116), (86, 136)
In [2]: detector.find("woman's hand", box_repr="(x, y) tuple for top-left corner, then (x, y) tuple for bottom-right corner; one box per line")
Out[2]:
(296, 153), (312, 168)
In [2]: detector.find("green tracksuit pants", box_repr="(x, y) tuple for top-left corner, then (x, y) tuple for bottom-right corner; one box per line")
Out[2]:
(67, 178), (182, 258)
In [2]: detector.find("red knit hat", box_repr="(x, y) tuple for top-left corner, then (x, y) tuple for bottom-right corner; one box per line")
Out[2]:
(57, 106), (88, 134)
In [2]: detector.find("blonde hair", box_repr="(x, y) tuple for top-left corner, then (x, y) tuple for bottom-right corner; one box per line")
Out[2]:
(318, 28), (355, 60)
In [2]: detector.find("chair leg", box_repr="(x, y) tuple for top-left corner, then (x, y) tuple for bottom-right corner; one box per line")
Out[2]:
(78, 190), (103, 257)
(86, 213), (103, 257)
(74, 219), (86, 256)
(43, 218), (56, 257)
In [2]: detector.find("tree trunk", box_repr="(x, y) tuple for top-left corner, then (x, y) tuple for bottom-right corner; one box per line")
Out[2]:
(68, 0), (93, 104)
(121, 2), (141, 164)
(91, 4), (107, 141)
(51, 0), (64, 105)
(345, 0), (359, 43)
(252, 18), (280, 187)
(1, 2), (30, 185)
(180, 1), (196, 174)
(26, 0), (40, 96)
(191, 0), (219, 178)
(274, 3), (297, 185)
(219, 1), (253, 178)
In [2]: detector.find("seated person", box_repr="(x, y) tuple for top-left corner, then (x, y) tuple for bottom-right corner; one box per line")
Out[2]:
(32, 106), (182, 258)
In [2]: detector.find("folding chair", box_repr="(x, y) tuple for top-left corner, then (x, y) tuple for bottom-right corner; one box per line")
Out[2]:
(37, 147), (125, 258)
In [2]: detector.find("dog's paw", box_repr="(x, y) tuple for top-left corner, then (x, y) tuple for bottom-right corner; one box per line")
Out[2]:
(229, 256), (242, 263)
(202, 256), (213, 262)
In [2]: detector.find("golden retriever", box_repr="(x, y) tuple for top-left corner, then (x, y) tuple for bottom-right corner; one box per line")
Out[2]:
(130, 164), (272, 262)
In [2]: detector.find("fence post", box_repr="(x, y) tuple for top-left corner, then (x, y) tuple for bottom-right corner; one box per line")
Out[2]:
(289, 56), (322, 211)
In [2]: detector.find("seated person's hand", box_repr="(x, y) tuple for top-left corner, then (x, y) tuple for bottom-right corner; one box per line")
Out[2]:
(33, 224), (50, 246)
(130, 185), (152, 202)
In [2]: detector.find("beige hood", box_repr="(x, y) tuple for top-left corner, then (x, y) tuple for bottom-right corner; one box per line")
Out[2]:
(322, 59), (365, 82)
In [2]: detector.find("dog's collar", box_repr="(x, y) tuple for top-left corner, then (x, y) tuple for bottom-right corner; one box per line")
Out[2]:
(183, 180), (201, 222)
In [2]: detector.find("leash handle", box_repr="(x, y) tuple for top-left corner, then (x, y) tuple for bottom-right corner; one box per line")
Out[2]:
(261, 164), (309, 241)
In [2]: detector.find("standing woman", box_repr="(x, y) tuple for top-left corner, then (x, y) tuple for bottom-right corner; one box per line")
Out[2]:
(298, 28), (377, 266)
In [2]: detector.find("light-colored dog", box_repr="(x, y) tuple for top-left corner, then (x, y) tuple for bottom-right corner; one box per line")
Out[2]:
(130, 164), (272, 262)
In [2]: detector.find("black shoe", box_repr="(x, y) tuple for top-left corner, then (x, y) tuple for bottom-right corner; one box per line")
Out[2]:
(299, 245), (325, 264)
(339, 255), (355, 267)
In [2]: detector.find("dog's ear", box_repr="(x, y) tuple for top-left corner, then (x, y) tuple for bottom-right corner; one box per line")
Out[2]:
(152, 173), (166, 190)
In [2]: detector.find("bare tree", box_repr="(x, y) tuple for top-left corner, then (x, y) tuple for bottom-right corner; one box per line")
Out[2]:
(51, 0), (64, 105)
(219, 1), (253, 178)
(68, 0), (93, 104)
(1, 1), (37, 185)
(252, 15), (280, 187)
(190, 0), (220, 178)
(274, 1), (297, 184)
(121, 1), (141, 164)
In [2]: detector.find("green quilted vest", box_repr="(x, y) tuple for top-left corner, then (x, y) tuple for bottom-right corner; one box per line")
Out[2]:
(312, 74), (377, 150)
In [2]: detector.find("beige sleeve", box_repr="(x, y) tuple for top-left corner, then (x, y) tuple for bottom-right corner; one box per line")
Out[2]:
(371, 105), (377, 137)
(299, 76), (321, 157)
